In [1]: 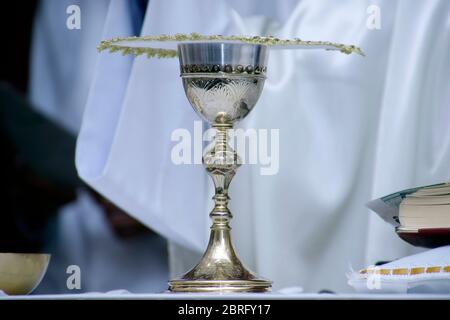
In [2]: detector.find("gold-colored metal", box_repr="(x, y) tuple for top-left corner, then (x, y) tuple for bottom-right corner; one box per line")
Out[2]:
(0, 253), (51, 295)
(169, 42), (271, 293)
(169, 124), (271, 292)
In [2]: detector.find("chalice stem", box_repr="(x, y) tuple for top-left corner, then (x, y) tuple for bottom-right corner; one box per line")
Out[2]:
(168, 123), (271, 292)
(206, 124), (238, 226)
(201, 123), (241, 269)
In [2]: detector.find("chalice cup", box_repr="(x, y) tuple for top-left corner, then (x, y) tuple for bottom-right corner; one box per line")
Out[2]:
(168, 42), (271, 293)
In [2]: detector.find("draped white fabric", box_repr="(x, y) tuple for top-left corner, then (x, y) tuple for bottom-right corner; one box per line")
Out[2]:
(76, 0), (450, 292)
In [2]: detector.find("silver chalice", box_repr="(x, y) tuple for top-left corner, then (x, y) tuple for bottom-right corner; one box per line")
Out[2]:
(168, 42), (271, 293)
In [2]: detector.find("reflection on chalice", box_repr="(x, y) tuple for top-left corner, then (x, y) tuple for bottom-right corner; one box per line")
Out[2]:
(169, 43), (271, 292)
(98, 33), (363, 294)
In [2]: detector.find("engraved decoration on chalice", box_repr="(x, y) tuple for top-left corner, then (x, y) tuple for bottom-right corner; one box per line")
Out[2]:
(98, 34), (363, 293)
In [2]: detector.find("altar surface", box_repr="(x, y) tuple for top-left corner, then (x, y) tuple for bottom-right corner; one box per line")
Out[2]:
(1, 293), (450, 300)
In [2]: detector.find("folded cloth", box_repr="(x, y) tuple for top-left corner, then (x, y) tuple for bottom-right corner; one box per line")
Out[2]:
(348, 246), (450, 294)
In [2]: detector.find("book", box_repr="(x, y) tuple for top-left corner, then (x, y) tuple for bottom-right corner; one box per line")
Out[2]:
(398, 184), (450, 230)
(367, 182), (450, 248)
(367, 182), (450, 231)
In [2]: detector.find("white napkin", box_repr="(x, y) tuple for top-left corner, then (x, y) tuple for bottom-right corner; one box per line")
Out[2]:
(348, 245), (450, 294)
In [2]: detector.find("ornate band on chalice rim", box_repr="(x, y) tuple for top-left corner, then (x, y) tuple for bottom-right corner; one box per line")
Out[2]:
(98, 33), (363, 293)
(181, 63), (267, 75)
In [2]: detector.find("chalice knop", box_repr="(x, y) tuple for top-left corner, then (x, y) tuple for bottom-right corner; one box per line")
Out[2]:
(168, 42), (271, 293)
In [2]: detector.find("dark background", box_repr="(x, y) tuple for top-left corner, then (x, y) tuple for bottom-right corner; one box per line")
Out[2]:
(1, 2), (38, 94)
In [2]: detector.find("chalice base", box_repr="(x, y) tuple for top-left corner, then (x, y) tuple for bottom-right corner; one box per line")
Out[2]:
(168, 279), (272, 293)
(168, 227), (272, 293)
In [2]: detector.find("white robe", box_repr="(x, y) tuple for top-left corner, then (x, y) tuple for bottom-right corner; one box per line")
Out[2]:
(76, 0), (450, 292)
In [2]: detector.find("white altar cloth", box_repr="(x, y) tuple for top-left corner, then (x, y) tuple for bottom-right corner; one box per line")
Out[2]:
(1, 293), (449, 300)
